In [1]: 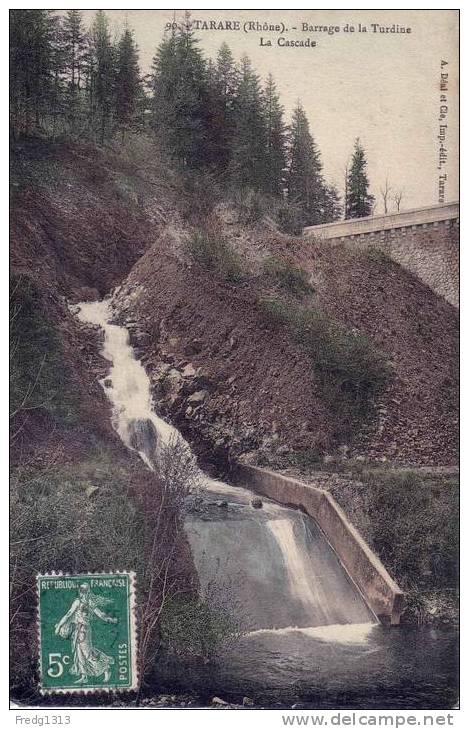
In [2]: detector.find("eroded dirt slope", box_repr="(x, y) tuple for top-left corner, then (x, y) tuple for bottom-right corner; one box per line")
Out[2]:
(114, 229), (458, 468)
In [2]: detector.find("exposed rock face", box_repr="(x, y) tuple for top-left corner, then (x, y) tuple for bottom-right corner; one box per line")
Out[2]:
(128, 417), (158, 461)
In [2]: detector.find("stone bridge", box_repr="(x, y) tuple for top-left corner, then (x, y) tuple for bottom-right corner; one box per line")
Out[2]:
(304, 202), (459, 307)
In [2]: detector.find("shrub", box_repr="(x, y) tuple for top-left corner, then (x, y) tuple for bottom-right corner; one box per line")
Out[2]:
(155, 435), (201, 506)
(186, 229), (247, 284)
(230, 187), (267, 225)
(181, 170), (220, 222)
(159, 571), (247, 663)
(357, 469), (459, 590)
(366, 246), (393, 266)
(322, 465), (459, 593)
(262, 255), (314, 297)
(258, 297), (391, 405)
(10, 275), (77, 425)
(276, 201), (305, 235)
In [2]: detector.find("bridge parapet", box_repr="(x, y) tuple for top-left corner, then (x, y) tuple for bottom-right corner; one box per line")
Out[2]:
(303, 202), (459, 307)
(303, 202), (459, 240)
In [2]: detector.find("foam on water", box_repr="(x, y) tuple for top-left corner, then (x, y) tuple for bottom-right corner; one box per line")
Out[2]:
(246, 622), (376, 644)
(75, 299), (183, 453)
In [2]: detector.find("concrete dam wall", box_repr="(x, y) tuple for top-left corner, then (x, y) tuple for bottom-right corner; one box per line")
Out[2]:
(236, 464), (405, 625)
(304, 202), (459, 308)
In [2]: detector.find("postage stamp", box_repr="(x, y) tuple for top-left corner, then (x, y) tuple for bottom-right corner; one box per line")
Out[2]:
(37, 572), (137, 693)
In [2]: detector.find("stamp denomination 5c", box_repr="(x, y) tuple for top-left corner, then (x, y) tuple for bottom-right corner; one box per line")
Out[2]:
(37, 572), (137, 693)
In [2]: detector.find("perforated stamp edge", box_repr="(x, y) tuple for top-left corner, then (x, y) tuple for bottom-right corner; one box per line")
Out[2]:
(36, 571), (138, 695)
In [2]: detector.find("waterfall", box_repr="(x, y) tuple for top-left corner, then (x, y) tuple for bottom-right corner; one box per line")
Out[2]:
(75, 299), (185, 463)
(75, 299), (376, 638)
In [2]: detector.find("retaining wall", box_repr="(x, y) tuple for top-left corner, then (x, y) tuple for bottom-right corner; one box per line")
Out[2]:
(236, 464), (405, 625)
(304, 202), (459, 308)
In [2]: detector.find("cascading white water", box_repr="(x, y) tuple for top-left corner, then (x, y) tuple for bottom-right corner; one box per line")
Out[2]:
(75, 298), (376, 640)
(75, 299), (184, 462)
(267, 519), (330, 616)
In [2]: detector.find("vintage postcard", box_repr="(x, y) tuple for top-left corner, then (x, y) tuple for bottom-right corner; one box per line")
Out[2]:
(9, 7), (459, 715)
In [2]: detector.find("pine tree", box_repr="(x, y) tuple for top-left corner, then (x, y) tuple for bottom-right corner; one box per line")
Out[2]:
(287, 103), (326, 225)
(229, 55), (267, 190)
(10, 10), (54, 136)
(151, 12), (209, 167)
(208, 42), (239, 169)
(322, 184), (342, 222)
(48, 14), (69, 135)
(62, 11), (87, 96)
(89, 10), (115, 144)
(115, 25), (142, 140)
(345, 138), (375, 219)
(263, 74), (287, 197)
(62, 10), (87, 129)
(215, 42), (238, 115)
(150, 30), (178, 144)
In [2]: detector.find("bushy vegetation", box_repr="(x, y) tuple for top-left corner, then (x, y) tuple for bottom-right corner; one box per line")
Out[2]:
(276, 200), (306, 235)
(230, 187), (264, 225)
(10, 436), (199, 699)
(10, 451), (147, 693)
(352, 468), (459, 592)
(323, 465), (459, 624)
(258, 297), (390, 407)
(186, 229), (247, 284)
(160, 587), (246, 663)
(366, 246), (393, 266)
(10, 275), (77, 425)
(262, 256), (314, 297)
(181, 170), (222, 223)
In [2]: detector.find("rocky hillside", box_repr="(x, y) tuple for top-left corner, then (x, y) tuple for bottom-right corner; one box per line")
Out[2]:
(113, 221), (458, 470)
(10, 136), (458, 472)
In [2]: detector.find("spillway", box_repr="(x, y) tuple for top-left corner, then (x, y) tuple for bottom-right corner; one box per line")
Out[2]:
(75, 299), (375, 636)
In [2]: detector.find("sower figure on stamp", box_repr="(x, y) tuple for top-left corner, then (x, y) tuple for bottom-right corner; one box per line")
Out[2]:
(54, 583), (118, 684)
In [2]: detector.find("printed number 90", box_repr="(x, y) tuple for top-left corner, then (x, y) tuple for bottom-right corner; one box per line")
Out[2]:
(47, 653), (70, 678)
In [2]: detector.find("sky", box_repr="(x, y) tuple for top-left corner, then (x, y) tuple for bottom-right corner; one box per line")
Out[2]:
(78, 9), (459, 213)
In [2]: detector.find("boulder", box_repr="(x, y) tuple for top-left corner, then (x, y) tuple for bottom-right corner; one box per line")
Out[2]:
(182, 363), (196, 377)
(251, 498), (263, 509)
(211, 696), (228, 706)
(187, 389), (209, 404)
(128, 418), (158, 461)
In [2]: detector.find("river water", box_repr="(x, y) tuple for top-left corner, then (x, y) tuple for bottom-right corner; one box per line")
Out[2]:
(75, 299), (458, 709)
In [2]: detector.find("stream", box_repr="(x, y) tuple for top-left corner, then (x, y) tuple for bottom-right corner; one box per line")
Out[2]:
(75, 299), (458, 709)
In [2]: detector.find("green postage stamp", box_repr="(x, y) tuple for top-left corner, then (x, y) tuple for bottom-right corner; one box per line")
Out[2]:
(37, 572), (137, 693)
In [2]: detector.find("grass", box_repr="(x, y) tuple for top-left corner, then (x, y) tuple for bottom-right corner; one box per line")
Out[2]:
(10, 439), (198, 698)
(9, 450), (146, 692)
(258, 296), (391, 408)
(262, 255), (314, 297)
(349, 467), (459, 591)
(10, 274), (78, 424)
(186, 229), (247, 284)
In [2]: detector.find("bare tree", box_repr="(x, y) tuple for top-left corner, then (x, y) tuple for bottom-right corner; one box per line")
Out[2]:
(380, 176), (393, 215)
(343, 159), (350, 220)
(136, 436), (200, 699)
(394, 189), (404, 212)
